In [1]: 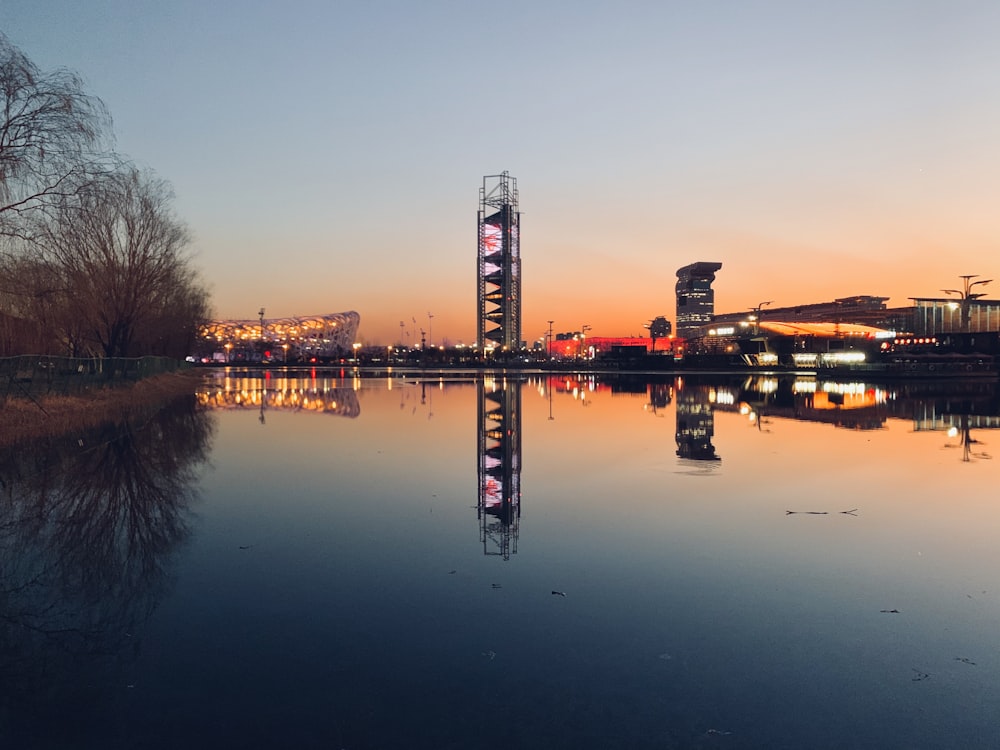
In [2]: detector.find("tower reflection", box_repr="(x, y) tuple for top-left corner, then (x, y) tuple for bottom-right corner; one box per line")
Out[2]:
(477, 377), (522, 559)
(675, 380), (720, 461)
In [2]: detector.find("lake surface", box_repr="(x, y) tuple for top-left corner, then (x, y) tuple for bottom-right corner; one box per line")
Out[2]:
(4, 369), (1000, 749)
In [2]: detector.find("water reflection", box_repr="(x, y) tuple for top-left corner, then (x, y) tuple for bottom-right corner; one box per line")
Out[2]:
(9, 371), (994, 748)
(944, 414), (993, 462)
(477, 376), (522, 559)
(0, 397), (214, 736)
(647, 380), (673, 414)
(678, 375), (1000, 463)
(197, 369), (361, 420)
(725, 377), (891, 430)
(675, 378), (721, 462)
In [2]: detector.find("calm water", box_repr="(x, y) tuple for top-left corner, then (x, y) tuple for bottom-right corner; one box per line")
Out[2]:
(3, 369), (999, 749)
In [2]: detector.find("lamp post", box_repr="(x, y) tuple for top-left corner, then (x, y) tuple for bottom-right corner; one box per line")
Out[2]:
(751, 301), (773, 335)
(579, 324), (591, 359)
(352, 342), (361, 363)
(547, 320), (554, 359)
(942, 275), (992, 332)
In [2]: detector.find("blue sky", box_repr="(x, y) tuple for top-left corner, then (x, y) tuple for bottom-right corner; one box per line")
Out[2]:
(4, 1), (999, 344)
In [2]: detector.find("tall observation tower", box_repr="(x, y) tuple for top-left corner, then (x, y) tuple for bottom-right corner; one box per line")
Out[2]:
(477, 172), (521, 351)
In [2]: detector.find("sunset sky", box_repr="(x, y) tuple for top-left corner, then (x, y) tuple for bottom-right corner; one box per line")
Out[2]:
(4, 1), (999, 345)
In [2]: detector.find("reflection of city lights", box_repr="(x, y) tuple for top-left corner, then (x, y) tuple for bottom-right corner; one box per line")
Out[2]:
(948, 426), (959, 438)
(711, 390), (735, 405)
(793, 379), (818, 393)
(822, 382), (868, 394)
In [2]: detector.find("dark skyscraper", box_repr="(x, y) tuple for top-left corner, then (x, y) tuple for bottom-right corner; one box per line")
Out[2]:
(477, 172), (521, 351)
(675, 262), (722, 339)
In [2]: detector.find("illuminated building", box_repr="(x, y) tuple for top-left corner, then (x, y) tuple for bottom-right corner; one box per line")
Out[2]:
(200, 311), (360, 360)
(477, 172), (521, 351)
(910, 297), (1000, 335)
(704, 320), (892, 367)
(712, 295), (907, 331)
(676, 262), (722, 340)
(477, 377), (521, 559)
(548, 334), (674, 359)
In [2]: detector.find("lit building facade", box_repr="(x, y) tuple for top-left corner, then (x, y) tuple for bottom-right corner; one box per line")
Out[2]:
(910, 298), (1000, 335)
(547, 334), (673, 359)
(713, 295), (897, 329)
(477, 172), (521, 351)
(200, 311), (360, 360)
(675, 262), (722, 339)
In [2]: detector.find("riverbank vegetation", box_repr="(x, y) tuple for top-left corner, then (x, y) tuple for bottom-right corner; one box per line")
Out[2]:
(0, 32), (210, 360)
(0, 370), (202, 449)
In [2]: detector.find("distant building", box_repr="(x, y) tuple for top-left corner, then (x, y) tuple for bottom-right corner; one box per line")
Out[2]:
(910, 297), (1000, 335)
(713, 294), (1000, 337)
(713, 295), (905, 330)
(675, 262), (722, 339)
(200, 311), (360, 361)
(547, 334), (673, 359)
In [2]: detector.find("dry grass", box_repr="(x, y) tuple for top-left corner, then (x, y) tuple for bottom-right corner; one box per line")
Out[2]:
(0, 371), (203, 448)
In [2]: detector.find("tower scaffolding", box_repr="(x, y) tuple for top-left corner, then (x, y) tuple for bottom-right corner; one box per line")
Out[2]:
(477, 172), (521, 352)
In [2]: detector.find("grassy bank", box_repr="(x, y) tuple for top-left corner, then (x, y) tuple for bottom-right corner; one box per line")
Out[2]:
(0, 370), (203, 449)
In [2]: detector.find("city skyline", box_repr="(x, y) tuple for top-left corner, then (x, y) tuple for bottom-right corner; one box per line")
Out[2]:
(4, 2), (998, 345)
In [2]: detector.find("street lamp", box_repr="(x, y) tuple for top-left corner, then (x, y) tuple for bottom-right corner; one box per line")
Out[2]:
(751, 301), (773, 335)
(282, 343), (289, 363)
(352, 342), (361, 363)
(580, 324), (591, 359)
(942, 275), (992, 332)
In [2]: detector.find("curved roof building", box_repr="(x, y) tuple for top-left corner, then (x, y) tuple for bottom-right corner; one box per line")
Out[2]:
(201, 311), (360, 359)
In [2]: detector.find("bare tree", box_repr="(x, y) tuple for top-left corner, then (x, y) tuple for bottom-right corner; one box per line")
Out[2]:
(0, 32), (112, 233)
(0, 251), (67, 354)
(35, 167), (210, 358)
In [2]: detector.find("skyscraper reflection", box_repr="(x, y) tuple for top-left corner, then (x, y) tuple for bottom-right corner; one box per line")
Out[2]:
(477, 377), (522, 559)
(675, 380), (720, 461)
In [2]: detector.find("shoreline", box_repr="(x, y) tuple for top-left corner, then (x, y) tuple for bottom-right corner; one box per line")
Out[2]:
(0, 371), (204, 449)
